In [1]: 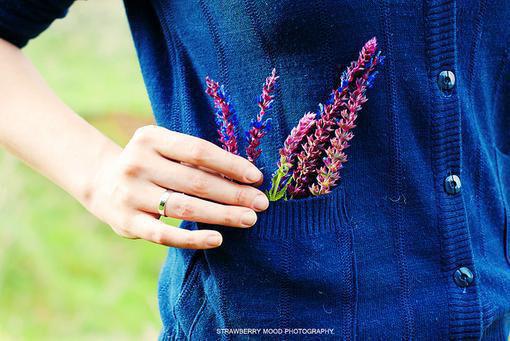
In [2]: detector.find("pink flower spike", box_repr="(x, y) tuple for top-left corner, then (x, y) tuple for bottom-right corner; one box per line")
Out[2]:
(205, 76), (240, 155)
(309, 72), (370, 195)
(266, 112), (316, 201)
(246, 68), (279, 163)
(280, 112), (316, 166)
(339, 37), (378, 88)
(287, 37), (382, 198)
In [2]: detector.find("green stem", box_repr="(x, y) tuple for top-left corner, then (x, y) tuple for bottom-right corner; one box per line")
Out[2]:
(266, 167), (289, 201)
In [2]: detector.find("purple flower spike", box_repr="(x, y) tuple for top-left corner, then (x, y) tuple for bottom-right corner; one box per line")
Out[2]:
(246, 68), (279, 163)
(205, 76), (240, 155)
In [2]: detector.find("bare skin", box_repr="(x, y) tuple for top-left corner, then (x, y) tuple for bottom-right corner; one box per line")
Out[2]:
(0, 38), (269, 249)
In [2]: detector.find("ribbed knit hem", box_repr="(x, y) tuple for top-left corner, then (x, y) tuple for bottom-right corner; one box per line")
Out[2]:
(203, 185), (347, 240)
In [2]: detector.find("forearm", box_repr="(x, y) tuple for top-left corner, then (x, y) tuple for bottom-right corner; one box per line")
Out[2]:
(0, 38), (121, 208)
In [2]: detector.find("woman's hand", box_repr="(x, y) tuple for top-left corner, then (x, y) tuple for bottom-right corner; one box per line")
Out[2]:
(88, 125), (269, 249)
(0, 40), (266, 250)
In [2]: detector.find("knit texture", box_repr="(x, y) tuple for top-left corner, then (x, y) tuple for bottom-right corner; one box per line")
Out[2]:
(1, 1), (510, 339)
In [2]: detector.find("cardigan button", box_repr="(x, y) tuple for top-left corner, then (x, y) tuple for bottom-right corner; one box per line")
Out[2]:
(438, 70), (456, 92)
(453, 267), (474, 288)
(444, 174), (461, 195)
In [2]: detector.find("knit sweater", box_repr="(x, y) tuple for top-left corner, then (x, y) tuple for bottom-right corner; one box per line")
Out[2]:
(1, 1), (510, 339)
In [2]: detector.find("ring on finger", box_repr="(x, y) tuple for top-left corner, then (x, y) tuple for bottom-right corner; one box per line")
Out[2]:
(158, 189), (174, 216)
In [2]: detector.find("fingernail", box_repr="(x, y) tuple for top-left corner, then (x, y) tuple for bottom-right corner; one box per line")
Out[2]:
(206, 233), (222, 247)
(253, 194), (269, 211)
(245, 167), (263, 183)
(241, 210), (257, 226)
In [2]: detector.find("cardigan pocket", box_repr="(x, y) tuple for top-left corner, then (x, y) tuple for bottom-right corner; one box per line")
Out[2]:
(240, 184), (349, 239)
(495, 147), (510, 265)
(177, 184), (358, 338)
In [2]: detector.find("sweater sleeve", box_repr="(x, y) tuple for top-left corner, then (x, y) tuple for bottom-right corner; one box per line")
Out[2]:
(0, 0), (75, 48)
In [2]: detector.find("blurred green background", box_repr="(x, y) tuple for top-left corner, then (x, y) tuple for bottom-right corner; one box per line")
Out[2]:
(0, 1), (178, 339)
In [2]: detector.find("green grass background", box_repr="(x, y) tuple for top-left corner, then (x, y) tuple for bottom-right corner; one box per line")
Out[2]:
(0, 1), (178, 339)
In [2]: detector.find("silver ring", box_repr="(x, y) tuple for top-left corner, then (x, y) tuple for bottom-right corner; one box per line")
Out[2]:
(158, 189), (173, 216)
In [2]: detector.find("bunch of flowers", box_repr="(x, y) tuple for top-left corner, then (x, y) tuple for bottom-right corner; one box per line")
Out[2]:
(205, 37), (383, 201)
(205, 68), (279, 164)
(268, 37), (384, 201)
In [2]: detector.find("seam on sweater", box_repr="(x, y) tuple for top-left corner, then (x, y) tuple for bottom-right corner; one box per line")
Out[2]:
(279, 240), (291, 339)
(198, 0), (229, 88)
(188, 295), (208, 340)
(155, 1), (189, 130)
(242, 0), (286, 146)
(173, 39), (193, 135)
(336, 218), (357, 340)
(468, 0), (488, 262)
(317, 0), (335, 89)
(149, 1), (180, 127)
(467, 0), (488, 100)
(177, 269), (201, 336)
(203, 251), (229, 341)
(469, 0), (488, 261)
(341, 186), (358, 338)
(475, 145), (487, 259)
(380, 1), (416, 339)
(335, 185), (357, 339)
(350, 223), (359, 340)
(492, 41), (510, 114)
(171, 251), (202, 332)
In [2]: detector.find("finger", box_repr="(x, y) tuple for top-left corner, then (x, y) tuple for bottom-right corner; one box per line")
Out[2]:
(132, 213), (223, 249)
(148, 127), (263, 184)
(181, 162), (268, 188)
(139, 183), (258, 228)
(185, 161), (263, 187)
(180, 161), (222, 177)
(150, 157), (269, 211)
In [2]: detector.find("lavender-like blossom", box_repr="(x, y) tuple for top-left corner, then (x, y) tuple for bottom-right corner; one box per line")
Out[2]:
(309, 43), (384, 195)
(309, 78), (367, 195)
(245, 68), (279, 163)
(287, 109), (336, 198)
(266, 112), (316, 201)
(205, 77), (240, 155)
(286, 37), (382, 198)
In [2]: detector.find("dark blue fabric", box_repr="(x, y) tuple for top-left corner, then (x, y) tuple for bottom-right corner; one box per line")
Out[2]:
(481, 313), (510, 340)
(0, 0), (74, 47)
(1, 0), (510, 339)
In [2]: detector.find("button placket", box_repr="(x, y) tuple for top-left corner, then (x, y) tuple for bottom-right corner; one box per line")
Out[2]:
(426, 0), (481, 337)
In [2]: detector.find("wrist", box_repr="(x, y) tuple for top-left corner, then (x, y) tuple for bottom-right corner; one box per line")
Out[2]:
(80, 138), (122, 214)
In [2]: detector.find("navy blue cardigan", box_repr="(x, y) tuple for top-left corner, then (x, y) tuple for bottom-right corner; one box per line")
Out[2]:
(1, 0), (510, 339)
